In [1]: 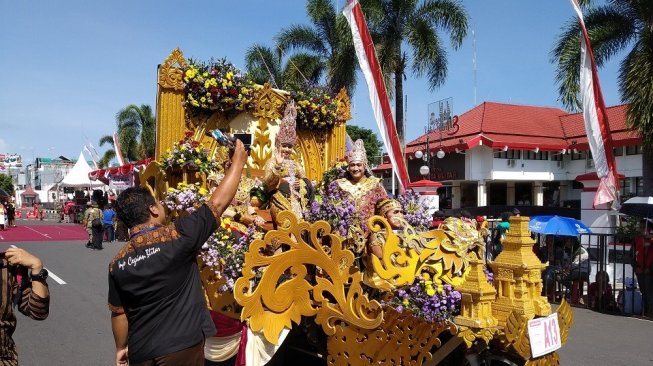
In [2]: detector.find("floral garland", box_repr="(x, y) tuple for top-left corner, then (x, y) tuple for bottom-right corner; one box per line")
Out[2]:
(161, 182), (208, 214)
(160, 131), (221, 174)
(183, 58), (256, 114)
(396, 189), (431, 231)
(385, 277), (462, 323)
(305, 180), (357, 238)
(200, 221), (263, 293)
(291, 86), (344, 130)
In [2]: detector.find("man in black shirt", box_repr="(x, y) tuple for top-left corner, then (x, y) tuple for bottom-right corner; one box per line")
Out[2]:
(108, 141), (247, 366)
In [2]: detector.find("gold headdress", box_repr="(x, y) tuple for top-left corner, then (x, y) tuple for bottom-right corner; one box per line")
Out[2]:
(276, 101), (297, 147)
(375, 198), (403, 217)
(346, 139), (368, 166)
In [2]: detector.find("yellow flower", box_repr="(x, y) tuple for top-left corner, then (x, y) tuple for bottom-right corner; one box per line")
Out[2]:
(200, 97), (206, 103)
(185, 68), (197, 79)
(198, 187), (208, 195)
(167, 187), (175, 192)
(223, 218), (231, 225)
(226, 71), (233, 80)
(191, 100), (199, 107)
(425, 284), (436, 296)
(180, 145), (186, 150)
(202, 72), (208, 77)
(402, 298), (410, 306)
(222, 235), (230, 240)
(177, 159), (184, 164)
(194, 159), (202, 165)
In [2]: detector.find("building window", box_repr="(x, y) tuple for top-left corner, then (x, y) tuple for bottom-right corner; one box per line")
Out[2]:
(570, 150), (586, 160)
(495, 149), (521, 159)
(636, 177), (644, 196)
(620, 177), (632, 197)
(625, 145), (642, 155)
(613, 146), (623, 156)
(551, 152), (563, 161)
(524, 150), (549, 160)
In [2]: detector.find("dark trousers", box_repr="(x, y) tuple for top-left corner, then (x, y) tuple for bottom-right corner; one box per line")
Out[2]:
(103, 223), (115, 242)
(130, 341), (204, 366)
(91, 225), (103, 249)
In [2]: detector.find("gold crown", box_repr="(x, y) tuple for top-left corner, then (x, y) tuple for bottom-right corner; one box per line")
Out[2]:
(346, 139), (368, 165)
(276, 101), (297, 147)
(375, 198), (403, 217)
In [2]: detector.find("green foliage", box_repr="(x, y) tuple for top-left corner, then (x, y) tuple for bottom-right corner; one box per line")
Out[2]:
(98, 104), (156, 167)
(616, 216), (640, 243)
(0, 174), (14, 196)
(346, 125), (383, 166)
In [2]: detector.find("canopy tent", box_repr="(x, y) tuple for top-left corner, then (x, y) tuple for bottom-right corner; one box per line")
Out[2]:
(60, 152), (105, 188)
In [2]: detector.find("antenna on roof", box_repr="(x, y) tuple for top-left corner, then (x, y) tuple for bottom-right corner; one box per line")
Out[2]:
(472, 29), (477, 106)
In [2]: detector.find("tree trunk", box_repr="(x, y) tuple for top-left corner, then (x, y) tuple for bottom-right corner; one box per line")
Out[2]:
(395, 69), (404, 146)
(642, 145), (653, 196)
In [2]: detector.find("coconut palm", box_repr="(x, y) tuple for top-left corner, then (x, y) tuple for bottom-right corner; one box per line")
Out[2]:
(551, 0), (653, 196)
(362, 0), (468, 143)
(275, 0), (358, 94)
(244, 44), (323, 91)
(98, 104), (155, 167)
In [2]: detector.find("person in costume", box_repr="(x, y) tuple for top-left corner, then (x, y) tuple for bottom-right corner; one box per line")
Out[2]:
(262, 101), (314, 225)
(332, 139), (387, 254)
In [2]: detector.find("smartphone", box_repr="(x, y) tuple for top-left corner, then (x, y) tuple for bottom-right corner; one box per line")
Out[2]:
(233, 133), (253, 153)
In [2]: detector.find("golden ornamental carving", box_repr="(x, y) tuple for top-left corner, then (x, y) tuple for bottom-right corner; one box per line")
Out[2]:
(296, 130), (325, 182)
(369, 216), (483, 289)
(327, 307), (457, 366)
(234, 211), (383, 344)
(252, 83), (286, 120)
(199, 263), (241, 320)
(457, 326), (499, 348)
(158, 48), (188, 91)
(138, 161), (166, 201)
(334, 88), (352, 122)
(525, 352), (560, 366)
(503, 310), (533, 360)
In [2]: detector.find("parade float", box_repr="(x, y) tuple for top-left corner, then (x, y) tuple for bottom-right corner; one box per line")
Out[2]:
(140, 48), (573, 366)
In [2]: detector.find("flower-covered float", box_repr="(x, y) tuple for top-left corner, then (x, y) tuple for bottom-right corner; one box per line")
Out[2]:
(138, 48), (574, 366)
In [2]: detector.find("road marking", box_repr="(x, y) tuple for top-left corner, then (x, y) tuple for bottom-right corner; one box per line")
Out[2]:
(9, 245), (66, 285)
(23, 226), (52, 239)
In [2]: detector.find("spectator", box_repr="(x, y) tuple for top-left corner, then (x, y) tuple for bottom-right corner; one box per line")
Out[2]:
(0, 203), (5, 231)
(492, 212), (511, 256)
(108, 140), (246, 366)
(431, 210), (445, 229)
(83, 202), (103, 250)
(0, 247), (50, 364)
(618, 277), (643, 315)
(512, 208), (521, 216)
(103, 204), (116, 243)
(588, 270), (616, 312)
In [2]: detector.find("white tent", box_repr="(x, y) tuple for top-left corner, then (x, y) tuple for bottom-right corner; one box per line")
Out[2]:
(60, 152), (105, 188)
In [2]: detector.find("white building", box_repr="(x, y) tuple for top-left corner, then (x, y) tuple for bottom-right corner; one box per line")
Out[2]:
(374, 102), (643, 219)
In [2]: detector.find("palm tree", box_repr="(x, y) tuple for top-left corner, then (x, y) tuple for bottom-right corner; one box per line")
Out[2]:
(275, 0), (359, 94)
(98, 104), (155, 167)
(362, 0), (468, 143)
(551, 0), (653, 196)
(244, 44), (323, 91)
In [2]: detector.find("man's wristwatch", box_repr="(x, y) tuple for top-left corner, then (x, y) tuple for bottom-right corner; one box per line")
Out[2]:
(31, 268), (49, 282)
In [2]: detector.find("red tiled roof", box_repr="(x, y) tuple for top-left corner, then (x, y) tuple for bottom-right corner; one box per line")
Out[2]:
(406, 102), (639, 155)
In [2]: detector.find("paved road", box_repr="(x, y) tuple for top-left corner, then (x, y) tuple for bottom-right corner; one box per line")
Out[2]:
(3, 221), (653, 365)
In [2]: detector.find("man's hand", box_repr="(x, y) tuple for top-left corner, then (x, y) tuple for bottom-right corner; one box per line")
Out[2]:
(232, 139), (248, 167)
(116, 346), (128, 366)
(5, 247), (43, 274)
(274, 149), (284, 165)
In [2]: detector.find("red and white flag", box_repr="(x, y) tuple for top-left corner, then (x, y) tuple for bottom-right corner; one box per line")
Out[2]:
(570, 0), (619, 208)
(113, 132), (126, 166)
(343, 0), (410, 191)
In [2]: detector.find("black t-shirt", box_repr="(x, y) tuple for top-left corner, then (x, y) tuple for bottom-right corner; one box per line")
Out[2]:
(108, 204), (220, 363)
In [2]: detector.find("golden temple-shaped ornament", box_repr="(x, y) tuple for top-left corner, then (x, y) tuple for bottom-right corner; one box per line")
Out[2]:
(490, 216), (551, 325)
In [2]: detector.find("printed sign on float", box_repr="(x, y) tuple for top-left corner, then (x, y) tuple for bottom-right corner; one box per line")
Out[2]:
(527, 313), (562, 358)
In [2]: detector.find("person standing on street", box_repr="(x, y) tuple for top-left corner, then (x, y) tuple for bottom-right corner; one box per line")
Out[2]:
(103, 203), (116, 243)
(108, 140), (247, 366)
(84, 202), (104, 250)
(634, 219), (653, 316)
(0, 247), (50, 365)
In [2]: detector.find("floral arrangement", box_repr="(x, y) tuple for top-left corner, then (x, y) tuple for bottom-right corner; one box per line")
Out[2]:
(161, 182), (208, 214)
(292, 86), (344, 130)
(386, 277), (462, 323)
(396, 189), (431, 231)
(316, 161), (348, 192)
(200, 221), (262, 293)
(183, 58), (256, 114)
(160, 131), (221, 174)
(305, 180), (357, 237)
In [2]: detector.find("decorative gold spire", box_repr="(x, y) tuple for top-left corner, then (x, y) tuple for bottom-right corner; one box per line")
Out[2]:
(490, 216), (551, 325)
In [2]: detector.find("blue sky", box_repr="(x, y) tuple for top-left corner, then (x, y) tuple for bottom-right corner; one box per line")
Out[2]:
(0, 0), (622, 163)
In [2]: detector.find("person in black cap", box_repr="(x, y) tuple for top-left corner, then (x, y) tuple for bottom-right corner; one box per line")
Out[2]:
(512, 208), (521, 216)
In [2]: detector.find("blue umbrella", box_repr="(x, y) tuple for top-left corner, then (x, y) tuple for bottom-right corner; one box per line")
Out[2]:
(528, 215), (592, 236)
